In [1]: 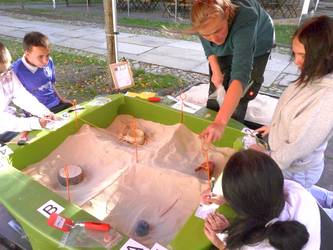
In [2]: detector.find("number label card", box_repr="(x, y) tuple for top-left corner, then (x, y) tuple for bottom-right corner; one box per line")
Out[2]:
(194, 203), (219, 220)
(151, 242), (169, 250)
(0, 145), (13, 157)
(0, 155), (9, 169)
(120, 238), (149, 250)
(37, 200), (64, 218)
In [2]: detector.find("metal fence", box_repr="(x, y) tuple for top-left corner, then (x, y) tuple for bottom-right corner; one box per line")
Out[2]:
(21, 0), (302, 19)
(116, 0), (301, 19)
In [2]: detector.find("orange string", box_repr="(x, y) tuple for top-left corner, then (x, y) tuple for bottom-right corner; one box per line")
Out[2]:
(64, 165), (71, 202)
(201, 140), (211, 190)
(132, 118), (138, 163)
(73, 99), (79, 129)
(180, 93), (186, 124)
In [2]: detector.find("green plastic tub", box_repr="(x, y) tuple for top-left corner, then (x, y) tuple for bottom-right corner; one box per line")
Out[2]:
(0, 94), (243, 250)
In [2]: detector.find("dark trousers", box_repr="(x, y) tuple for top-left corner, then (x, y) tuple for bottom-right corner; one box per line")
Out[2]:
(0, 102), (72, 145)
(207, 52), (270, 123)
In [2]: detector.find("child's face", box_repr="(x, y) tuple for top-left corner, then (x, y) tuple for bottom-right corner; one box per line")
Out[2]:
(25, 46), (50, 68)
(292, 37), (305, 70)
(199, 14), (229, 45)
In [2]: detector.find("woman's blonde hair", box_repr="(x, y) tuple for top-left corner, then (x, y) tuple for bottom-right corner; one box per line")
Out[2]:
(0, 42), (12, 73)
(190, 0), (237, 34)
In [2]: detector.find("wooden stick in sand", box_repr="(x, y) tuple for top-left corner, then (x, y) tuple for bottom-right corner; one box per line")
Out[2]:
(131, 118), (139, 163)
(73, 99), (79, 129)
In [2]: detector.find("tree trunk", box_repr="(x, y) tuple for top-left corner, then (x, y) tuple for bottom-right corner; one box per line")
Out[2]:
(103, 0), (117, 68)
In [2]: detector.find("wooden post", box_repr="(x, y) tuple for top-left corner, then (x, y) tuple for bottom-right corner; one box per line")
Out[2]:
(20, 0), (25, 9)
(103, 0), (118, 68)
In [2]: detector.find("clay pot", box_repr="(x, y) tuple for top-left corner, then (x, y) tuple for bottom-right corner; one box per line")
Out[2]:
(195, 161), (215, 175)
(123, 128), (145, 145)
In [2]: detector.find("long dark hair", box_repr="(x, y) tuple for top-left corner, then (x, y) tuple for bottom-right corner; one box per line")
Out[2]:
(293, 15), (333, 86)
(222, 150), (309, 250)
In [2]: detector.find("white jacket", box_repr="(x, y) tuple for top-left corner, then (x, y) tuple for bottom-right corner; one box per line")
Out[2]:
(241, 180), (321, 250)
(269, 73), (333, 187)
(0, 69), (50, 133)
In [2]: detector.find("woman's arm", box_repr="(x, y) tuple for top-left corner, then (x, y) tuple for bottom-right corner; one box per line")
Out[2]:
(208, 55), (224, 88)
(200, 79), (243, 143)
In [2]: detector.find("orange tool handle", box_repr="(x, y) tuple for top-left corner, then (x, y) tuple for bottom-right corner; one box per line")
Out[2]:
(83, 222), (111, 231)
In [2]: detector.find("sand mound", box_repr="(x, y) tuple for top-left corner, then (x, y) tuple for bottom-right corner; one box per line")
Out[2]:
(24, 115), (235, 247)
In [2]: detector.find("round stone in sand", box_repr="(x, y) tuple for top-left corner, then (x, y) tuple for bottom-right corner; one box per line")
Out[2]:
(134, 220), (150, 237)
(57, 165), (84, 186)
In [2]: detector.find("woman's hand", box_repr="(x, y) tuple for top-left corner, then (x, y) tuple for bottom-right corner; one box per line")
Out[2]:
(255, 125), (270, 137)
(200, 122), (226, 144)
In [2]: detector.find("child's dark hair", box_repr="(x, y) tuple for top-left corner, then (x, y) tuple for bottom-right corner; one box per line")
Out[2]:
(293, 15), (333, 86)
(23, 32), (50, 51)
(222, 150), (309, 250)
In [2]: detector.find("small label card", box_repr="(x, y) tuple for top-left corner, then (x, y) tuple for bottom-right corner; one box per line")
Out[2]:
(151, 242), (169, 250)
(0, 155), (8, 169)
(110, 61), (134, 90)
(194, 203), (219, 220)
(120, 238), (149, 250)
(0, 145), (13, 157)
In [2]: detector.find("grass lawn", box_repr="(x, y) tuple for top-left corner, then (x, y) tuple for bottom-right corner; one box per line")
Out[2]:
(274, 24), (297, 46)
(1, 36), (183, 103)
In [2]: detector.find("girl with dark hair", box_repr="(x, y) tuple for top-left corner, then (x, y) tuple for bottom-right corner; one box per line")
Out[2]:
(254, 15), (333, 218)
(203, 150), (333, 250)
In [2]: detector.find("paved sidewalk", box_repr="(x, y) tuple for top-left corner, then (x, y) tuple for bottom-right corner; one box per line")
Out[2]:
(0, 12), (331, 191)
(0, 12), (298, 93)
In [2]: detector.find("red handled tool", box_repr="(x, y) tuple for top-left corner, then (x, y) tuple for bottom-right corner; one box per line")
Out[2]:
(47, 213), (111, 232)
(147, 97), (161, 102)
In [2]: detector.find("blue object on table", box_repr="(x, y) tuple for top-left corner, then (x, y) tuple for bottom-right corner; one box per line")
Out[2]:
(134, 220), (150, 237)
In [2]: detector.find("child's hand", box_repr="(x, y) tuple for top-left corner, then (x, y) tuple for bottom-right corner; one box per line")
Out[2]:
(39, 113), (55, 127)
(249, 143), (267, 153)
(62, 99), (74, 106)
(204, 213), (229, 249)
(255, 125), (270, 137)
(44, 113), (56, 120)
(39, 117), (48, 128)
(201, 188), (225, 205)
(205, 212), (230, 232)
